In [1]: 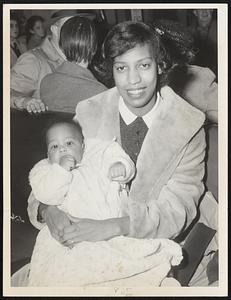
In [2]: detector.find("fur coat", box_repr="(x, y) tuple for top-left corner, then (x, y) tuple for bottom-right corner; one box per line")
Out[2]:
(72, 85), (206, 239)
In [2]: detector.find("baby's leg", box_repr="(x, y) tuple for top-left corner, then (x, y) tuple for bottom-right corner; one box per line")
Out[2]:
(28, 226), (68, 286)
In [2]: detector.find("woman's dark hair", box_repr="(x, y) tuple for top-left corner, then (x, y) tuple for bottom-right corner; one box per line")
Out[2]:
(25, 15), (44, 44)
(149, 19), (197, 89)
(93, 20), (197, 88)
(59, 16), (97, 63)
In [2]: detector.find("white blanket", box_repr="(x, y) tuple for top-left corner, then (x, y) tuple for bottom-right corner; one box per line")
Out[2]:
(28, 226), (182, 287)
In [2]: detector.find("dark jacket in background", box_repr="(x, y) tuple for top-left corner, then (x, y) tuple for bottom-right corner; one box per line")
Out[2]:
(40, 61), (107, 114)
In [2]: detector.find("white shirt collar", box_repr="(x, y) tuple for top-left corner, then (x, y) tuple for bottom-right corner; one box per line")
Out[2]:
(119, 93), (161, 129)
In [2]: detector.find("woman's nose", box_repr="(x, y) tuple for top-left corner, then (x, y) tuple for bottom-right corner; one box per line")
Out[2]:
(128, 69), (141, 85)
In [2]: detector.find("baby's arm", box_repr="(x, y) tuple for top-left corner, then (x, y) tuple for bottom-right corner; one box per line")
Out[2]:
(29, 159), (73, 205)
(104, 141), (135, 183)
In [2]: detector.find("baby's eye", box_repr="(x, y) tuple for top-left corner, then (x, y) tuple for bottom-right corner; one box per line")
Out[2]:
(66, 140), (74, 146)
(50, 144), (58, 151)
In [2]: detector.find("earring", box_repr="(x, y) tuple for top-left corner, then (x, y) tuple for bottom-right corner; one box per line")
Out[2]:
(158, 65), (163, 74)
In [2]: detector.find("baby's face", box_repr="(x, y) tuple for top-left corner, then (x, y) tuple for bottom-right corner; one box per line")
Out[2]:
(47, 123), (83, 165)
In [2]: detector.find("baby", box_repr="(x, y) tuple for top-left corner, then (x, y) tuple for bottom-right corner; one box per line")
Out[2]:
(29, 120), (135, 220)
(28, 120), (182, 287)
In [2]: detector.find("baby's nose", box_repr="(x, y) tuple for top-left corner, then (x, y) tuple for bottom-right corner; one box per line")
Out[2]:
(59, 145), (67, 152)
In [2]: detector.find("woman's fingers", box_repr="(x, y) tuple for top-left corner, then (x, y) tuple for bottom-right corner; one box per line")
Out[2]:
(61, 232), (94, 247)
(40, 101), (47, 112)
(44, 205), (72, 242)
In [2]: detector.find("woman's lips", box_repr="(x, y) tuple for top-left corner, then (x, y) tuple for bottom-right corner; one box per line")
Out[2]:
(127, 87), (146, 97)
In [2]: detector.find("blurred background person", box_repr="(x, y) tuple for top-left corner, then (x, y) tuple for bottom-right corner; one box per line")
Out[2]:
(10, 10), (105, 114)
(188, 9), (217, 78)
(25, 15), (46, 50)
(10, 11), (77, 113)
(10, 12), (27, 68)
(40, 16), (107, 114)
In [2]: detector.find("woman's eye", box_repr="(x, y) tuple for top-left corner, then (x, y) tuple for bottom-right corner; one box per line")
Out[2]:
(139, 63), (150, 69)
(115, 66), (126, 72)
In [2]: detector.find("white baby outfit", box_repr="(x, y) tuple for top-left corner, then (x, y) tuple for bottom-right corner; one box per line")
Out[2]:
(28, 138), (182, 287)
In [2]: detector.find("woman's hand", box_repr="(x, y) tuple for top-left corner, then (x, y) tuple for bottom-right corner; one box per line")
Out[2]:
(42, 205), (72, 242)
(59, 215), (130, 248)
(23, 97), (48, 114)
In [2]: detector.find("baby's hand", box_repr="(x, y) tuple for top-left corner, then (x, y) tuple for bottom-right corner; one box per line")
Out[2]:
(60, 155), (76, 171)
(108, 162), (126, 182)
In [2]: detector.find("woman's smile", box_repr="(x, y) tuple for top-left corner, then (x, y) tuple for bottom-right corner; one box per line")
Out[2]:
(127, 87), (146, 98)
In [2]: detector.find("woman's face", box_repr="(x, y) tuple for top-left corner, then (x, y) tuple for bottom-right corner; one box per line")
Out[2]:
(31, 20), (45, 38)
(113, 43), (158, 116)
(10, 20), (19, 39)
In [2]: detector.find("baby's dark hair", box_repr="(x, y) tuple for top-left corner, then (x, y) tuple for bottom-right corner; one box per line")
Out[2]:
(42, 117), (84, 146)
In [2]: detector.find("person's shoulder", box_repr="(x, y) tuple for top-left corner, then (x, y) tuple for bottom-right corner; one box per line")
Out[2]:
(77, 87), (118, 111)
(40, 70), (58, 84)
(40, 72), (60, 96)
(160, 86), (206, 129)
(187, 65), (216, 83)
(13, 47), (43, 68)
(15, 49), (35, 60)
(75, 87), (118, 124)
(11, 50), (42, 74)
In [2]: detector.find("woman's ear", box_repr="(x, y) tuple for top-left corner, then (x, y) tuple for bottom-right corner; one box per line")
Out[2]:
(29, 29), (35, 35)
(50, 24), (58, 37)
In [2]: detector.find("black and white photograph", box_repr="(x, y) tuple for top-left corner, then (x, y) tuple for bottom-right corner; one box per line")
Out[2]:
(3, 3), (228, 297)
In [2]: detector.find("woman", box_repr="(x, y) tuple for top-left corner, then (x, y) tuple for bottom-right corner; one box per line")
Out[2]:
(13, 21), (217, 287)
(10, 13), (27, 68)
(25, 15), (46, 50)
(39, 16), (107, 114)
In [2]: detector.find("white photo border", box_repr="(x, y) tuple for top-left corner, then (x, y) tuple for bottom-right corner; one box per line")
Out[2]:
(3, 3), (228, 297)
